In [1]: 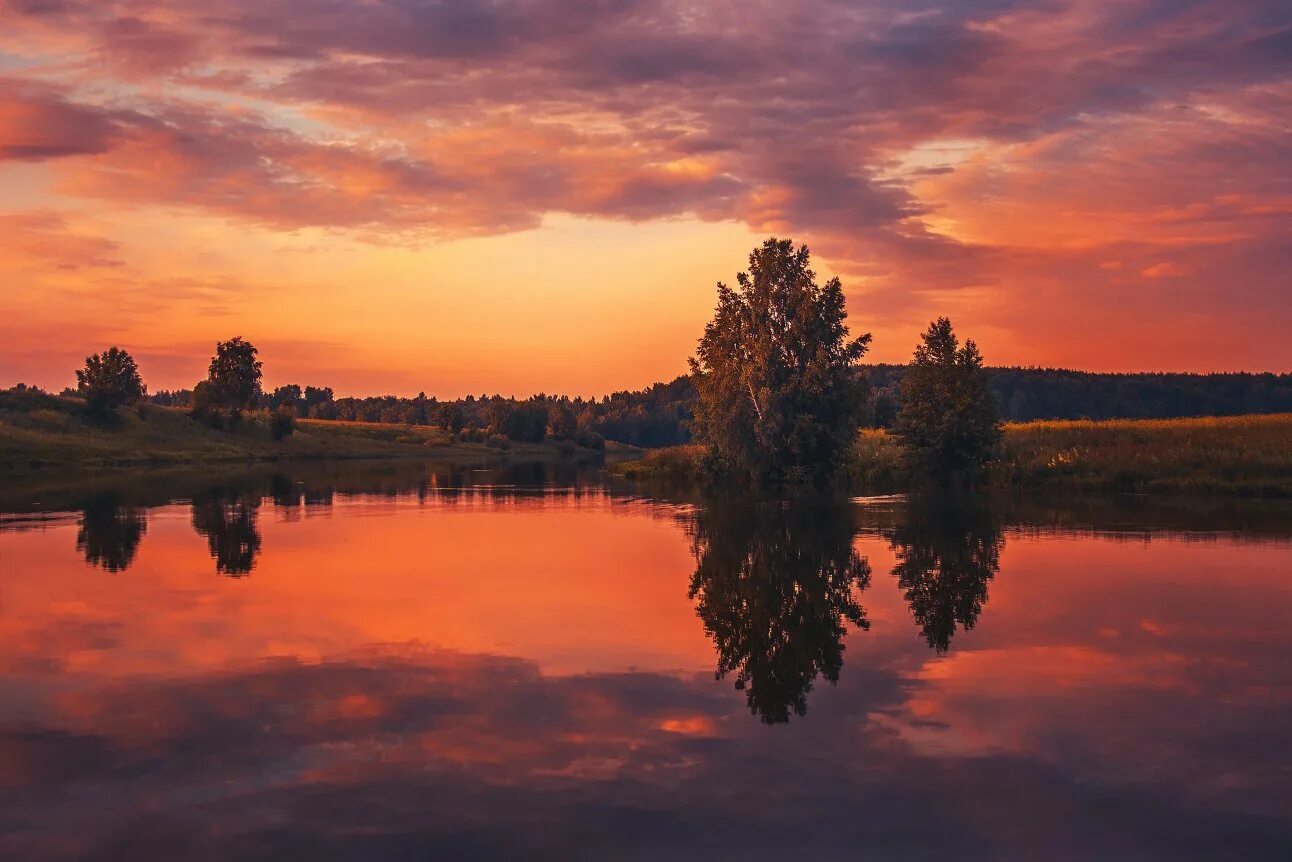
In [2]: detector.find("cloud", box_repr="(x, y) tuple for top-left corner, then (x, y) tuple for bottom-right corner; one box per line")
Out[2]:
(0, 80), (120, 160)
(1, 642), (1287, 859)
(0, 211), (123, 269)
(0, 0), (1289, 371)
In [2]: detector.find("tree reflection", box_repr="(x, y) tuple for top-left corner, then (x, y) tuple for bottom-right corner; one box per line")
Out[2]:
(887, 496), (1004, 653)
(191, 487), (262, 576)
(688, 497), (871, 723)
(76, 494), (146, 572)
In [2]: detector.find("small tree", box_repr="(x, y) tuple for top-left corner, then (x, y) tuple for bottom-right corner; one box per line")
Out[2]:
(893, 318), (1001, 480)
(690, 238), (871, 485)
(205, 337), (263, 415)
(76, 347), (146, 418)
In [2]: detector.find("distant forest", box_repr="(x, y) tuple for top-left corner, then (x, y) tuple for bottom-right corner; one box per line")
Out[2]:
(146, 368), (1292, 449)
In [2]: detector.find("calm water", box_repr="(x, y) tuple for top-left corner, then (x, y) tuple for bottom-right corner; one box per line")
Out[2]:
(1, 461), (1290, 860)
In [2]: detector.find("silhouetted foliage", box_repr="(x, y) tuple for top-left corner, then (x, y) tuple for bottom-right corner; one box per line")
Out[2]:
(149, 388), (192, 407)
(268, 384), (303, 413)
(191, 488), (262, 575)
(439, 402), (465, 433)
(862, 366), (1292, 424)
(894, 318), (1001, 479)
(547, 401), (578, 440)
(76, 495), (146, 572)
(887, 496), (1004, 653)
(690, 238), (871, 485)
(75, 347), (145, 418)
(503, 400), (549, 442)
(204, 337), (263, 415)
(688, 497), (871, 723)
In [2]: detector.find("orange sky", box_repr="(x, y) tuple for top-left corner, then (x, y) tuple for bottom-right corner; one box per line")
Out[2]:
(2, 1), (1289, 395)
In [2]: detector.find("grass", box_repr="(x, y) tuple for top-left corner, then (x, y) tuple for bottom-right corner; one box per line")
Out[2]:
(990, 414), (1292, 496)
(610, 444), (707, 481)
(0, 389), (632, 475)
(614, 414), (1292, 497)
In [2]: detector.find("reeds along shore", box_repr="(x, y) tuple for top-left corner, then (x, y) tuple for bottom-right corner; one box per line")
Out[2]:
(616, 414), (1292, 497)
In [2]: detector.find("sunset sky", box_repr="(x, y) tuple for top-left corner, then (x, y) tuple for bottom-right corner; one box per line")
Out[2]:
(2, 0), (1289, 396)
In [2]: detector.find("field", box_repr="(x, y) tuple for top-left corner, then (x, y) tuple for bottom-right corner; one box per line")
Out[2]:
(989, 414), (1292, 496)
(0, 389), (625, 474)
(617, 414), (1292, 497)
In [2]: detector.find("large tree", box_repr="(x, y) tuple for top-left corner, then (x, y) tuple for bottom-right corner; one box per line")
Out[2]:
(894, 318), (1001, 479)
(690, 238), (871, 485)
(204, 337), (263, 415)
(75, 346), (146, 418)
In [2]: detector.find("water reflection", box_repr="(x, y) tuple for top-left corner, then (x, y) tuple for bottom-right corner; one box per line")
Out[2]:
(191, 486), (263, 576)
(76, 494), (146, 573)
(2, 463), (1291, 859)
(886, 495), (1004, 653)
(688, 497), (871, 723)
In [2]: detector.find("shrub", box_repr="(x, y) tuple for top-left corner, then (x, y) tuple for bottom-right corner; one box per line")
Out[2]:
(270, 406), (296, 441)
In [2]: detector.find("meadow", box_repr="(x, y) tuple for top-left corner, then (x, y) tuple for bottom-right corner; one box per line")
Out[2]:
(0, 388), (619, 474)
(617, 414), (1292, 497)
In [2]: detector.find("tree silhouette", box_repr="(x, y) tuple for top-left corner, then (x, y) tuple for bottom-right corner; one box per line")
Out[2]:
(887, 496), (1004, 653)
(688, 497), (871, 723)
(690, 238), (871, 485)
(204, 337), (263, 416)
(76, 347), (145, 419)
(893, 318), (1001, 480)
(191, 487), (262, 576)
(76, 494), (146, 572)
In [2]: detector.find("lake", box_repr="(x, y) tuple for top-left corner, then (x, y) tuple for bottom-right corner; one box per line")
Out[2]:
(1, 460), (1290, 860)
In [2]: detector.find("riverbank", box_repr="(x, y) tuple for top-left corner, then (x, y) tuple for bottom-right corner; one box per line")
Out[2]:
(0, 389), (631, 475)
(614, 413), (1292, 497)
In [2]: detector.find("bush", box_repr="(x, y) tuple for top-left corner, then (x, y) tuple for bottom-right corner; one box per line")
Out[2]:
(270, 407), (296, 441)
(576, 429), (606, 450)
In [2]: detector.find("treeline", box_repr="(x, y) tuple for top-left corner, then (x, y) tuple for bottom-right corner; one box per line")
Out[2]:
(149, 376), (698, 449)
(867, 365), (1292, 424)
(149, 365), (1289, 448)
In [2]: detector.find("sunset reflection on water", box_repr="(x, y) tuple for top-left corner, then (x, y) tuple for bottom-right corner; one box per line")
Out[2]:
(1, 464), (1289, 859)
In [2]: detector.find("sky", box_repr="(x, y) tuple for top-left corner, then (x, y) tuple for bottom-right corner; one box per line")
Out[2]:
(1, 0), (1289, 396)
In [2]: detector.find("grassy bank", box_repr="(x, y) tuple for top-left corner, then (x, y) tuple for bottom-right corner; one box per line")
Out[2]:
(0, 389), (631, 474)
(614, 414), (1292, 497)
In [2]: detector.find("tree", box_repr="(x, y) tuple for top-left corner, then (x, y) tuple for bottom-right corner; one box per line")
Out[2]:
(894, 318), (1001, 479)
(505, 400), (549, 442)
(690, 238), (871, 485)
(439, 403), (465, 433)
(269, 384), (303, 412)
(204, 337), (263, 415)
(547, 400), (578, 440)
(76, 347), (145, 418)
